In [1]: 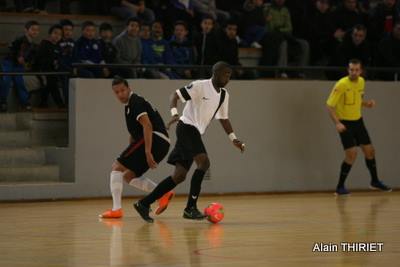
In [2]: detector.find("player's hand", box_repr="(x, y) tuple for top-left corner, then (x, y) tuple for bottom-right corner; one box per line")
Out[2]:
(364, 99), (376, 108)
(146, 152), (157, 169)
(233, 139), (245, 153)
(336, 122), (346, 133)
(166, 115), (179, 130)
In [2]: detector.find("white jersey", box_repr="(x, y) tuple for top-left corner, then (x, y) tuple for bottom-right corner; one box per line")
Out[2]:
(176, 79), (229, 135)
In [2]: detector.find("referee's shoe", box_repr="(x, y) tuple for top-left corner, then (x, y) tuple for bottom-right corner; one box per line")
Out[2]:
(370, 180), (392, 192)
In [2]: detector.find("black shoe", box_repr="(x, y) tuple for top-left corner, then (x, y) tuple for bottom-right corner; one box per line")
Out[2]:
(370, 180), (392, 192)
(183, 207), (206, 220)
(133, 201), (154, 223)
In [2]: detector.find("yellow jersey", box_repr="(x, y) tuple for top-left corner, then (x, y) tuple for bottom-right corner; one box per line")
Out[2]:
(326, 76), (365, 121)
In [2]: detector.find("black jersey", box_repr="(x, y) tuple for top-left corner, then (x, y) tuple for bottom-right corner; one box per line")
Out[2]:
(125, 93), (167, 140)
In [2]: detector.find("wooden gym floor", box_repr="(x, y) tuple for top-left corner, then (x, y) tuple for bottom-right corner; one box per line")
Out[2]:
(0, 192), (399, 267)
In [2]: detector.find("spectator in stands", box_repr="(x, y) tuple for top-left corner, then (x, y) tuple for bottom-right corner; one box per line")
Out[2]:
(216, 20), (242, 76)
(13, 0), (47, 13)
(328, 24), (371, 79)
(139, 23), (151, 40)
(369, 0), (400, 43)
(59, 19), (75, 105)
(73, 21), (109, 78)
(141, 21), (177, 79)
(0, 20), (39, 112)
(375, 21), (400, 79)
(193, 15), (219, 66)
(169, 20), (196, 79)
(262, 0), (309, 77)
(307, 0), (336, 65)
(113, 17), (142, 78)
(191, 0), (230, 23)
(242, 0), (267, 48)
(111, 0), (155, 24)
(99, 23), (118, 66)
(331, 0), (366, 44)
(33, 24), (64, 108)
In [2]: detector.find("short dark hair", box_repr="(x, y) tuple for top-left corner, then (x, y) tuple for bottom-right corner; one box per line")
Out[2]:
(201, 14), (215, 22)
(25, 20), (39, 30)
(112, 76), (129, 87)
(48, 24), (63, 35)
(81, 21), (95, 31)
(224, 19), (238, 28)
(349, 58), (362, 66)
(59, 19), (74, 28)
(212, 61), (231, 74)
(353, 24), (367, 32)
(126, 17), (141, 26)
(99, 22), (113, 32)
(174, 20), (188, 30)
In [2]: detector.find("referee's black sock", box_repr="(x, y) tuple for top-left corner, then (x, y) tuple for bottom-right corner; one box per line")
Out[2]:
(365, 158), (379, 183)
(140, 176), (176, 208)
(186, 169), (206, 209)
(337, 162), (352, 188)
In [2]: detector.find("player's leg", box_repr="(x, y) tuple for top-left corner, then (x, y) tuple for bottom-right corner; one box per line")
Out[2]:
(183, 153), (210, 220)
(336, 147), (357, 195)
(135, 163), (188, 222)
(357, 119), (391, 192)
(361, 144), (392, 192)
(99, 161), (128, 218)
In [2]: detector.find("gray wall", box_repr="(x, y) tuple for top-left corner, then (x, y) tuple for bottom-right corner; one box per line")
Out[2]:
(1, 79), (399, 200)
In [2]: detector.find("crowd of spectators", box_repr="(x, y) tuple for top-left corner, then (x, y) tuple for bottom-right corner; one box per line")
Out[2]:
(1, 0), (400, 111)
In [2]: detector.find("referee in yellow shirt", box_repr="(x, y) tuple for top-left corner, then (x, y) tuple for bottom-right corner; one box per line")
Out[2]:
(326, 59), (392, 195)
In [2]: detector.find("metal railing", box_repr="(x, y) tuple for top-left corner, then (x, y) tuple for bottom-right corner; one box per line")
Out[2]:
(0, 64), (399, 81)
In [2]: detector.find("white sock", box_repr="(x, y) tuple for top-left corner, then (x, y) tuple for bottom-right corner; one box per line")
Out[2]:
(129, 177), (157, 192)
(110, 171), (123, 211)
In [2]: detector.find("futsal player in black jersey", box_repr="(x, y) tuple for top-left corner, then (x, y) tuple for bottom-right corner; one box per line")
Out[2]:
(99, 76), (174, 219)
(134, 62), (245, 223)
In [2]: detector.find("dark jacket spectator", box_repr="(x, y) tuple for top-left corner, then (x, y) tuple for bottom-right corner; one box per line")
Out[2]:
(73, 21), (108, 78)
(307, 0), (336, 64)
(169, 21), (196, 79)
(369, 0), (400, 43)
(59, 19), (75, 71)
(193, 16), (220, 66)
(242, 0), (266, 47)
(33, 24), (64, 107)
(331, 0), (366, 41)
(111, 0), (155, 24)
(0, 20), (39, 111)
(99, 23), (118, 64)
(375, 21), (400, 79)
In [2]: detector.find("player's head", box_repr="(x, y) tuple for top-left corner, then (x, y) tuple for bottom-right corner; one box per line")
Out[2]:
(347, 59), (362, 80)
(211, 61), (232, 88)
(112, 76), (131, 104)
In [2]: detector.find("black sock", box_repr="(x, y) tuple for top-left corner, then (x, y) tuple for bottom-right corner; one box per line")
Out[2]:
(140, 176), (176, 207)
(365, 158), (379, 183)
(337, 162), (352, 188)
(186, 169), (206, 209)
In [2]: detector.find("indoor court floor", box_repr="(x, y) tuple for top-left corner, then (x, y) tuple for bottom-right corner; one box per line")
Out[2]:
(0, 192), (399, 267)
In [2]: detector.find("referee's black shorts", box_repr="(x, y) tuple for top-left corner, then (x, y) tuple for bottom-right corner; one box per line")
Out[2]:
(339, 118), (372, 150)
(117, 132), (170, 177)
(167, 121), (207, 171)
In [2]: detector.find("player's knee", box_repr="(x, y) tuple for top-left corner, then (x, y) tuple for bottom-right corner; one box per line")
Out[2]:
(197, 157), (210, 171)
(112, 161), (124, 172)
(123, 171), (135, 183)
(173, 172), (187, 184)
(345, 149), (358, 163)
(365, 147), (375, 159)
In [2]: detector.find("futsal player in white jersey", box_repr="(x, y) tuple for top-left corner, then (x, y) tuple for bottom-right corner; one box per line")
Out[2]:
(134, 62), (245, 223)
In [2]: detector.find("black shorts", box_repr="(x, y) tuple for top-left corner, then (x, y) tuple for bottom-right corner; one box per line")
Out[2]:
(167, 121), (207, 171)
(339, 118), (372, 150)
(117, 133), (170, 177)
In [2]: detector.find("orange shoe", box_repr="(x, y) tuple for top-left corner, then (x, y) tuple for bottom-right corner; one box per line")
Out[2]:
(155, 191), (175, 215)
(99, 208), (123, 219)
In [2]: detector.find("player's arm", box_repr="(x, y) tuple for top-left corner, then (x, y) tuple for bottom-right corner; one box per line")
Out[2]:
(362, 99), (376, 108)
(326, 85), (346, 133)
(166, 91), (180, 130)
(138, 114), (157, 169)
(219, 119), (245, 153)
